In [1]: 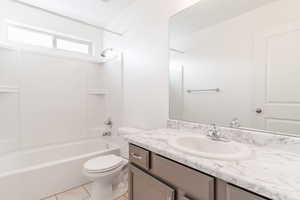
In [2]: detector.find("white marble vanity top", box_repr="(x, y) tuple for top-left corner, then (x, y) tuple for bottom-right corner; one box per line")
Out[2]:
(125, 128), (300, 200)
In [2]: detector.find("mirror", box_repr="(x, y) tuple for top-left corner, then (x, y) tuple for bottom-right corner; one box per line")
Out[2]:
(169, 0), (300, 136)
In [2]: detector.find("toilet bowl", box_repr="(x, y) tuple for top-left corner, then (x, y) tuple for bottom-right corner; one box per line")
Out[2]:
(83, 154), (128, 200)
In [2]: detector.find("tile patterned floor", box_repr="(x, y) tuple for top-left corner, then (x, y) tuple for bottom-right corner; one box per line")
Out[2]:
(42, 183), (128, 200)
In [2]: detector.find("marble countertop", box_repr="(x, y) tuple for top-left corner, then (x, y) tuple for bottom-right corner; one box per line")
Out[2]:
(125, 129), (300, 200)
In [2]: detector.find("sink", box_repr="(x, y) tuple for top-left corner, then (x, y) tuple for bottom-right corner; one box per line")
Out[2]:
(168, 135), (251, 161)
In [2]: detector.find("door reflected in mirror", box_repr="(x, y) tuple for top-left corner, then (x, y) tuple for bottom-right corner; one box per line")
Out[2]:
(169, 0), (300, 137)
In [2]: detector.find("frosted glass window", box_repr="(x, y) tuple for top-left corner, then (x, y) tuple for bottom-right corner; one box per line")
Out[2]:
(56, 39), (90, 55)
(7, 24), (93, 55)
(7, 26), (53, 48)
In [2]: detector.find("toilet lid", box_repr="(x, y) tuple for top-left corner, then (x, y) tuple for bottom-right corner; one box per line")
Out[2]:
(84, 155), (123, 173)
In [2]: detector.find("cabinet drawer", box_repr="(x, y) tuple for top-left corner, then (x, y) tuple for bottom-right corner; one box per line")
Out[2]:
(129, 144), (150, 170)
(151, 154), (214, 200)
(129, 165), (175, 200)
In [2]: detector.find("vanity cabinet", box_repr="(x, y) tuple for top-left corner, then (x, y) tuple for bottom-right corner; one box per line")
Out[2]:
(129, 165), (175, 200)
(129, 144), (270, 200)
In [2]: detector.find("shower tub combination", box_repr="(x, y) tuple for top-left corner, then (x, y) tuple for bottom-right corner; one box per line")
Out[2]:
(0, 139), (120, 200)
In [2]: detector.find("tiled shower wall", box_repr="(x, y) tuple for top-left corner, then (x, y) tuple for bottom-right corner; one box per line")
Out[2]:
(0, 47), (109, 153)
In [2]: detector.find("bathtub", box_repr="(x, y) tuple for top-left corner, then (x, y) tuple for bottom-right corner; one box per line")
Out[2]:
(0, 139), (120, 200)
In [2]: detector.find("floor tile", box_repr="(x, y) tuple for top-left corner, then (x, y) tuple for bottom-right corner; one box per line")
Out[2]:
(116, 196), (127, 200)
(42, 196), (57, 200)
(56, 186), (89, 200)
(42, 184), (127, 200)
(82, 182), (92, 196)
(120, 192), (129, 200)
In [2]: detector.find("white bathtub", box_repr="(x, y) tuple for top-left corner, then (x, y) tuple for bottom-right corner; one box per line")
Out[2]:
(0, 139), (120, 200)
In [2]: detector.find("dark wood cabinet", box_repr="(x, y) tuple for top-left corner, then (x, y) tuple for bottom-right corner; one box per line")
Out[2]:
(129, 165), (175, 200)
(151, 153), (214, 200)
(216, 180), (269, 200)
(129, 144), (270, 200)
(227, 185), (268, 200)
(129, 144), (150, 170)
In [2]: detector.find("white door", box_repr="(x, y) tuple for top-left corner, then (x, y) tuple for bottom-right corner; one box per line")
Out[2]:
(253, 22), (300, 136)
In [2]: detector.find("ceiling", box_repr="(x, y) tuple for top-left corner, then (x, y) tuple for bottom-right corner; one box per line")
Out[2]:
(15, 0), (136, 28)
(170, 0), (279, 49)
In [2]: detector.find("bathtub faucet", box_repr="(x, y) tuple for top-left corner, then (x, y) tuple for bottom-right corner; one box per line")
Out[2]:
(103, 117), (112, 136)
(102, 131), (112, 137)
(104, 118), (113, 128)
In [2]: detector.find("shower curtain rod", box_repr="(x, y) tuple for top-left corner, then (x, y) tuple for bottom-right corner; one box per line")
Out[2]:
(11, 0), (123, 37)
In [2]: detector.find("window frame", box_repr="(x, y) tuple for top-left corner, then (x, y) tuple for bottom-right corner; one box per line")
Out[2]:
(6, 23), (93, 55)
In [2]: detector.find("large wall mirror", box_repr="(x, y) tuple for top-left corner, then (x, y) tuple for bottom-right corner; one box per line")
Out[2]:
(169, 0), (300, 137)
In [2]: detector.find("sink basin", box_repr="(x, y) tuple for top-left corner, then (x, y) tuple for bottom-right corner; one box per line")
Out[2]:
(168, 135), (251, 161)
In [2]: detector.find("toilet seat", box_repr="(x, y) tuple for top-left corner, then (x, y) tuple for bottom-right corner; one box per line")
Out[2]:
(84, 155), (124, 173)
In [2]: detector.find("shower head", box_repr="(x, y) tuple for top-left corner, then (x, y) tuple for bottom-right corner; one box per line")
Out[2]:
(100, 48), (118, 60)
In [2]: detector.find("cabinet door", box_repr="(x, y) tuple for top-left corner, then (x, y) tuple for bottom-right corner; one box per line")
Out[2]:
(227, 185), (268, 200)
(151, 154), (214, 200)
(129, 165), (175, 200)
(216, 180), (269, 200)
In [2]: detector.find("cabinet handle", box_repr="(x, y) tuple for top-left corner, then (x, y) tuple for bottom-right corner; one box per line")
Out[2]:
(256, 108), (263, 114)
(131, 153), (143, 160)
(182, 196), (192, 200)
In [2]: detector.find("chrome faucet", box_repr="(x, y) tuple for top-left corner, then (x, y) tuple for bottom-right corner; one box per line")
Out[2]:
(230, 118), (240, 128)
(104, 117), (113, 128)
(207, 124), (229, 142)
(102, 131), (112, 136)
(102, 117), (113, 137)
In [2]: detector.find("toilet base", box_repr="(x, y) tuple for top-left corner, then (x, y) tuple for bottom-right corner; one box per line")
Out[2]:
(82, 157), (128, 200)
(91, 179), (113, 200)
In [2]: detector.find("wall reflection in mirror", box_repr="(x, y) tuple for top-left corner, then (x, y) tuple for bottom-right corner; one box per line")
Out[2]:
(169, 0), (300, 136)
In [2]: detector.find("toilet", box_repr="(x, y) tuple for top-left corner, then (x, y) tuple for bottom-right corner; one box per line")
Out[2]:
(83, 154), (128, 200)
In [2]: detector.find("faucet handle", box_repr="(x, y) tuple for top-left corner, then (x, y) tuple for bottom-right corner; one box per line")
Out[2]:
(209, 123), (217, 131)
(104, 117), (112, 125)
(230, 118), (240, 128)
(208, 123), (217, 136)
(208, 123), (223, 138)
(211, 123), (217, 129)
(102, 130), (112, 136)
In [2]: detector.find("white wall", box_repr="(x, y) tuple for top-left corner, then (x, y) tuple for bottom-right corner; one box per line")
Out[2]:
(0, 0), (103, 56)
(103, 0), (201, 130)
(0, 0), (110, 153)
(170, 0), (300, 127)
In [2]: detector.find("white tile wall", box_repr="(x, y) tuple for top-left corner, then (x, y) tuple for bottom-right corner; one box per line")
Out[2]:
(19, 52), (87, 148)
(0, 46), (110, 152)
(0, 48), (20, 154)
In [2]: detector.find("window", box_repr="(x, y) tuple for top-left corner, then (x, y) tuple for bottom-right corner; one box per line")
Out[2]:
(56, 38), (91, 54)
(7, 24), (92, 55)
